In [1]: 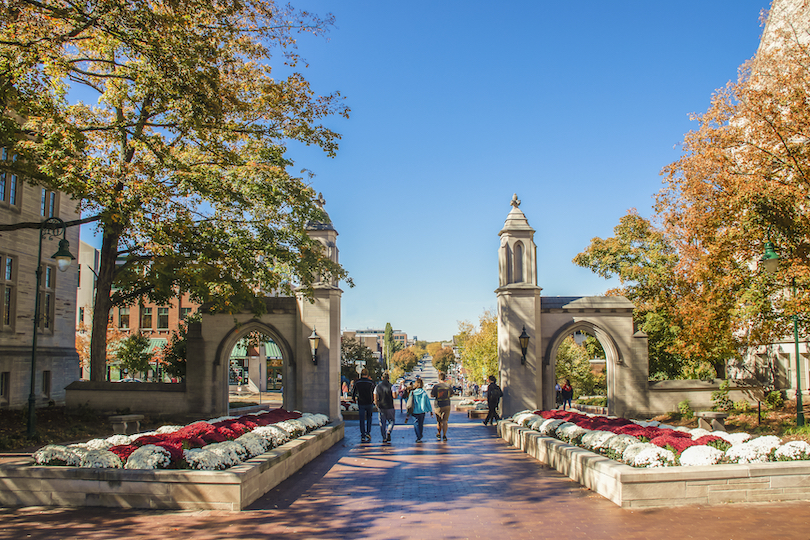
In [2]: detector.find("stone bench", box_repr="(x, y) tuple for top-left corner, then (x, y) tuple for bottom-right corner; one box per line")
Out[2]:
(695, 411), (729, 432)
(109, 414), (144, 435)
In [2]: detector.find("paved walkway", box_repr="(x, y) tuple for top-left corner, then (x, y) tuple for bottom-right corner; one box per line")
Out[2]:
(3, 410), (810, 539)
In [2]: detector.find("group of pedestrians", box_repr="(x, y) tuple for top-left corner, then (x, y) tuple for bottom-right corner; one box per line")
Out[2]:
(351, 369), (503, 444)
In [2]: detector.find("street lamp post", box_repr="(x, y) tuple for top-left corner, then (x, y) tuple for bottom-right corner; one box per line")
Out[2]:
(308, 328), (320, 365)
(761, 241), (805, 427)
(28, 217), (75, 438)
(519, 326), (530, 365)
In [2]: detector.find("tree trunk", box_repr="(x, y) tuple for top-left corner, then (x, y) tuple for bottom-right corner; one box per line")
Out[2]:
(89, 224), (121, 382)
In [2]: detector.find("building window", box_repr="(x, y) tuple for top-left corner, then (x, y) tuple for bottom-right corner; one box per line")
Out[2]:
(1, 255), (15, 329)
(180, 307), (192, 320)
(78, 307), (84, 324)
(0, 149), (20, 209)
(119, 307), (130, 329)
(39, 264), (55, 331)
(141, 307), (152, 329)
(41, 188), (57, 217)
(0, 371), (9, 402)
(157, 307), (169, 330)
(42, 370), (51, 398)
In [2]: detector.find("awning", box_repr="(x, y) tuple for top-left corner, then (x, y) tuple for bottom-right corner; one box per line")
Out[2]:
(265, 341), (283, 359)
(230, 342), (249, 358)
(147, 338), (167, 353)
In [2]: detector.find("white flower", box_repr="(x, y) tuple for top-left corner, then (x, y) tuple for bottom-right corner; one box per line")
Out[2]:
(775, 440), (810, 461)
(33, 445), (82, 466)
(253, 425), (290, 447)
(714, 431), (751, 445)
(124, 445), (171, 470)
(622, 443), (655, 465)
(688, 428), (712, 440)
(206, 440), (247, 467)
(680, 445), (725, 466)
(538, 419), (565, 436)
(512, 413), (538, 426)
(276, 420), (306, 438)
(580, 430), (615, 452)
(632, 446), (675, 468)
(556, 422), (588, 444)
(235, 432), (270, 458)
(155, 425), (183, 434)
(604, 434), (640, 457)
(528, 418), (545, 431)
(519, 414), (543, 428)
(631, 420), (659, 428)
(184, 448), (223, 470)
(726, 436), (781, 464)
(80, 450), (123, 469)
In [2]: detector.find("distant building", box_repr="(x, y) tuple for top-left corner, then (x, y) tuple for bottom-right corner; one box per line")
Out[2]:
(0, 152), (81, 408)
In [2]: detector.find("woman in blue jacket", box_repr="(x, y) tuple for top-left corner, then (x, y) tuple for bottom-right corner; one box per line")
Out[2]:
(405, 378), (433, 442)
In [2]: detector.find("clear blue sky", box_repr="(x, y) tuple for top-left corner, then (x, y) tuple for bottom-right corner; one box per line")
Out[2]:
(83, 1), (771, 342)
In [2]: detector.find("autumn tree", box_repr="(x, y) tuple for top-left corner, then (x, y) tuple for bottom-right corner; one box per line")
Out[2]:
(432, 347), (455, 375)
(458, 311), (497, 384)
(425, 342), (443, 358)
(656, 8), (810, 371)
(116, 333), (152, 379)
(0, 0), (350, 381)
(389, 348), (418, 381)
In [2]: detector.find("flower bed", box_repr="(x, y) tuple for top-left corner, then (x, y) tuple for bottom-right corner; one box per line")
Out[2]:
(340, 400), (358, 412)
(511, 410), (810, 468)
(32, 408), (329, 471)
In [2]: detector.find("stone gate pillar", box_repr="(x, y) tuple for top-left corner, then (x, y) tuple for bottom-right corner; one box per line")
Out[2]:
(496, 195), (543, 416)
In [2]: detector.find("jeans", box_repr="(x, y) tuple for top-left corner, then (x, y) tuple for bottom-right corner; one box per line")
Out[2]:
(379, 408), (396, 440)
(358, 404), (373, 438)
(413, 413), (426, 440)
(484, 402), (500, 425)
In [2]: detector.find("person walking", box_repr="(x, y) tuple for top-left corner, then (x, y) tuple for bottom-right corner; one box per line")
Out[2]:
(482, 375), (502, 426)
(351, 368), (375, 443)
(561, 379), (574, 410)
(555, 381), (563, 409)
(431, 371), (453, 441)
(374, 371), (396, 443)
(405, 379), (433, 442)
(399, 382), (410, 413)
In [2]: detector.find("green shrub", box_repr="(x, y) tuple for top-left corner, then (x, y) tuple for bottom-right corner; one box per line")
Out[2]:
(711, 380), (733, 411)
(707, 439), (731, 452)
(765, 390), (784, 410)
(678, 399), (694, 419)
(733, 400), (751, 413)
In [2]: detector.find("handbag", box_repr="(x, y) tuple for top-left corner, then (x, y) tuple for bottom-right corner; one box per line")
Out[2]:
(405, 392), (414, 415)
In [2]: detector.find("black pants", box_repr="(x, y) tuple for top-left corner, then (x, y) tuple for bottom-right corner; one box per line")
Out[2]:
(484, 402), (500, 425)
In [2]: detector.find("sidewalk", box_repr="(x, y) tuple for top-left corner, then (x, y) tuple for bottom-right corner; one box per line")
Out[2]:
(2, 410), (810, 539)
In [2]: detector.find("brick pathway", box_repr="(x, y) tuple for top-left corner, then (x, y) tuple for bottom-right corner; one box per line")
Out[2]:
(3, 410), (810, 539)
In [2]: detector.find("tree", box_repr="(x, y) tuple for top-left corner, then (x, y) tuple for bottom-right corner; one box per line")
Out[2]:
(458, 311), (498, 384)
(432, 347), (455, 375)
(116, 333), (152, 378)
(573, 212), (700, 378)
(655, 9), (810, 372)
(0, 1), (350, 381)
(341, 337), (380, 381)
(383, 323), (394, 367)
(161, 324), (188, 381)
(555, 336), (595, 398)
(389, 348), (418, 381)
(425, 342), (443, 357)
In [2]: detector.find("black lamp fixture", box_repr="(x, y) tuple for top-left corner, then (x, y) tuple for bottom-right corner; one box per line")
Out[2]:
(519, 326), (530, 365)
(28, 217), (75, 438)
(308, 328), (320, 365)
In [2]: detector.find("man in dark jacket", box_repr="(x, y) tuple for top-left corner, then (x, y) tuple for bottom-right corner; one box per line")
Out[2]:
(351, 368), (375, 442)
(374, 371), (396, 443)
(483, 375), (502, 426)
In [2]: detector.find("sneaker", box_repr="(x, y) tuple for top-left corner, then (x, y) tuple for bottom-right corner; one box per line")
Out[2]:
(416, 438), (422, 443)
(442, 436), (448, 441)
(436, 433), (441, 439)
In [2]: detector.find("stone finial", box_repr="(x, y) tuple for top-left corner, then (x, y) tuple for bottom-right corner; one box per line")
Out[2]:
(315, 192), (326, 208)
(510, 193), (521, 208)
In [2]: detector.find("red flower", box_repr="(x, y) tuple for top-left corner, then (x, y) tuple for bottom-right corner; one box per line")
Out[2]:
(108, 444), (138, 462)
(651, 434), (697, 454)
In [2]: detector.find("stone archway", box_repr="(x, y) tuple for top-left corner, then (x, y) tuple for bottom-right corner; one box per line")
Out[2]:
(495, 196), (650, 418)
(543, 317), (624, 415)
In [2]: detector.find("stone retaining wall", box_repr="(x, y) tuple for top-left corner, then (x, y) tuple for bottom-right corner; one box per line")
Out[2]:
(0, 423), (343, 510)
(498, 420), (810, 508)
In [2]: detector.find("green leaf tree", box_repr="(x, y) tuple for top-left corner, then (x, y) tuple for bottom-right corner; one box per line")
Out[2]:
(161, 324), (188, 381)
(116, 333), (152, 379)
(555, 336), (595, 398)
(0, 0), (350, 381)
(341, 337), (380, 381)
(432, 347), (455, 375)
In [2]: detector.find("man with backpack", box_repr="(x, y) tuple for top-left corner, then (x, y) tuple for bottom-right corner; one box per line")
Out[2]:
(431, 371), (453, 441)
(483, 375), (502, 426)
(374, 371), (396, 443)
